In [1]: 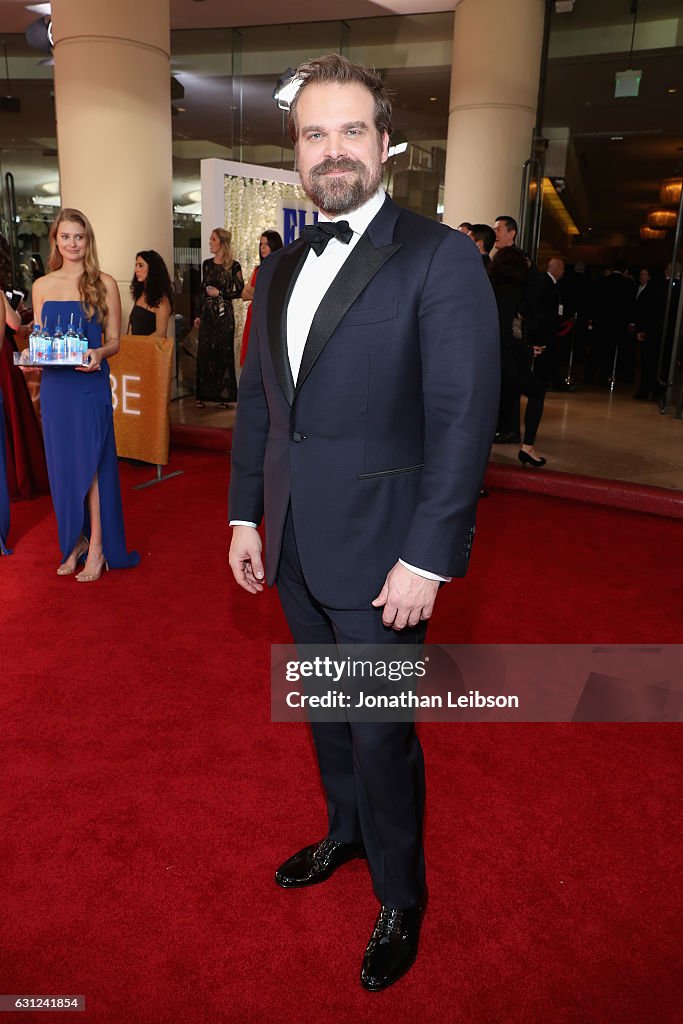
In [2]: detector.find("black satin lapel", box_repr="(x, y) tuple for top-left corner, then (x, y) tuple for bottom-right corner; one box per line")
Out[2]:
(267, 243), (308, 404)
(295, 234), (402, 395)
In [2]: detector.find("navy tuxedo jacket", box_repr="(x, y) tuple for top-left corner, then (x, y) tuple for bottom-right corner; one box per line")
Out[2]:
(229, 195), (500, 609)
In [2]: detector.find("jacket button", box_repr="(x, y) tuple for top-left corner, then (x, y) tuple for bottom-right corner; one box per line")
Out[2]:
(292, 431), (304, 442)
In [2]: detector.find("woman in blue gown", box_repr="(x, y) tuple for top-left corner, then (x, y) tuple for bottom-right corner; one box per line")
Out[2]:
(0, 298), (11, 555)
(32, 208), (139, 581)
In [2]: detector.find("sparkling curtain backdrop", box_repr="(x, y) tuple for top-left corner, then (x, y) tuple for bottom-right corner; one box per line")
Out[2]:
(224, 174), (311, 361)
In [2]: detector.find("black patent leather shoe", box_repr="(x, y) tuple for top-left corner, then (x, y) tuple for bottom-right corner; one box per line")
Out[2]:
(275, 838), (365, 888)
(360, 904), (423, 992)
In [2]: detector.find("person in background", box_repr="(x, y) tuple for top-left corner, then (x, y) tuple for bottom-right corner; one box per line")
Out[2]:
(489, 245), (547, 467)
(0, 297), (11, 554)
(0, 274), (50, 501)
(193, 227), (244, 409)
(468, 223), (495, 268)
(128, 250), (173, 337)
(457, 221), (473, 234)
(240, 230), (283, 367)
(31, 207), (139, 581)
(585, 263), (636, 386)
(526, 257), (566, 390)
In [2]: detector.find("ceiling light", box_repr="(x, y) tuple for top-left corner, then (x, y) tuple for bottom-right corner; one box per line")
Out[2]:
(660, 178), (682, 205)
(273, 69), (300, 111)
(41, 180), (59, 195)
(388, 141), (408, 158)
(429, 96), (437, 102)
(640, 226), (666, 241)
(668, 88), (677, 94)
(610, 136), (624, 141)
(647, 208), (677, 230)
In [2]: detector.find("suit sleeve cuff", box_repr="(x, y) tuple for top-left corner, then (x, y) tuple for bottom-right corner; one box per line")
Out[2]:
(399, 558), (451, 583)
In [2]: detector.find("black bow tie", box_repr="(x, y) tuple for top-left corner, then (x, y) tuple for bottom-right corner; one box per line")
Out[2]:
(300, 220), (353, 256)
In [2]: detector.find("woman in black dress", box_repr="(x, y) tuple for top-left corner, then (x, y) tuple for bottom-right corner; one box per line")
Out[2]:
(194, 227), (243, 408)
(489, 246), (547, 467)
(129, 250), (173, 337)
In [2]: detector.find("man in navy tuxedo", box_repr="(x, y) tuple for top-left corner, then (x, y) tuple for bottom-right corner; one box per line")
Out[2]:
(228, 54), (499, 991)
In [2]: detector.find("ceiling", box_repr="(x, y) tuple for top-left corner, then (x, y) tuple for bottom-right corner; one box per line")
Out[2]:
(1, 0), (682, 251)
(0, 0), (456, 33)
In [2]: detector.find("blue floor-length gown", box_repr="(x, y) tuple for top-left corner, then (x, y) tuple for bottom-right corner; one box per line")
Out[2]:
(0, 388), (11, 555)
(40, 301), (139, 569)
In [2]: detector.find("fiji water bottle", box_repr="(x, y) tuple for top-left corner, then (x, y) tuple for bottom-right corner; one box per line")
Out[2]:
(29, 322), (41, 361)
(52, 315), (65, 361)
(40, 323), (52, 361)
(77, 318), (88, 356)
(65, 313), (79, 360)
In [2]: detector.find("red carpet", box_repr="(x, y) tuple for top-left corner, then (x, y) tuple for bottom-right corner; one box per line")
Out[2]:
(1, 450), (680, 1023)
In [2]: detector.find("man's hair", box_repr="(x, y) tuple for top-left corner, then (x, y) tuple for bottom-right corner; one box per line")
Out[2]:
(288, 53), (393, 146)
(458, 222), (473, 232)
(495, 215), (518, 237)
(470, 223), (495, 254)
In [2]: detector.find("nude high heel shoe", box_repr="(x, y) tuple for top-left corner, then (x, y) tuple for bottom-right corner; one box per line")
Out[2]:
(56, 537), (89, 575)
(75, 553), (109, 582)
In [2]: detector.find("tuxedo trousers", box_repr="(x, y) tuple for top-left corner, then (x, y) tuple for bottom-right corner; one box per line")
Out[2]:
(276, 506), (427, 910)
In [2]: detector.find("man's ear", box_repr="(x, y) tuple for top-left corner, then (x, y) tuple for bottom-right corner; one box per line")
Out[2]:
(380, 130), (390, 164)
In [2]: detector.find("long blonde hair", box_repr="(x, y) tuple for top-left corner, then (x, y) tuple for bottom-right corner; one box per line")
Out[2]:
(211, 226), (234, 272)
(48, 208), (108, 324)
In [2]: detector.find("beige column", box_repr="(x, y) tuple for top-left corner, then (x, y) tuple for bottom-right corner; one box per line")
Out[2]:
(443, 0), (545, 228)
(51, 0), (173, 326)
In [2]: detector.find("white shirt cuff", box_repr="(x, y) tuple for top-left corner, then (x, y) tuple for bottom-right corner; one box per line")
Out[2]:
(399, 558), (451, 583)
(229, 521), (258, 528)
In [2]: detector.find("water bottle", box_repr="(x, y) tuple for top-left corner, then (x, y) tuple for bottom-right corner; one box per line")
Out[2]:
(52, 315), (65, 361)
(65, 313), (79, 360)
(29, 322), (41, 361)
(77, 318), (88, 356)
(40, 323), (52, 362)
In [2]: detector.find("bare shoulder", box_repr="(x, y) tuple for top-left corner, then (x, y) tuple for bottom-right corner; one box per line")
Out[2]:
(100, 271), (118, 290)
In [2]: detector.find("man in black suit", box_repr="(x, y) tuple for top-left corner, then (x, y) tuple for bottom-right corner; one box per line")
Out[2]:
(228, 54), (499, 992)
(526, 257), (565, 388)
(586, 264), (636, 386)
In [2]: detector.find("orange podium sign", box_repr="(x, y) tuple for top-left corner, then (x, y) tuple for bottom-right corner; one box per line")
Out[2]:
(111, 335), (173, 466)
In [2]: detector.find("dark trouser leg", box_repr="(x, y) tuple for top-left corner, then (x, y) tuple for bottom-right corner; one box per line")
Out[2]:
(276, 508), (426, 909)
(503, 355), (546, 446)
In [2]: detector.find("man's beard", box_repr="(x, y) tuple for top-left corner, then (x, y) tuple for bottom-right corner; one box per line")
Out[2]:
(300, 155), (383, 214)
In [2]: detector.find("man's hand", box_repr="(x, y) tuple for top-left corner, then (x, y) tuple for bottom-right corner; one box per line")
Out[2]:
(372, 562), (439, 630)
(229, 526), (265, 594)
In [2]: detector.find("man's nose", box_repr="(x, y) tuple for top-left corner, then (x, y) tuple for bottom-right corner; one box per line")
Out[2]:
(322, 132), (348, 159)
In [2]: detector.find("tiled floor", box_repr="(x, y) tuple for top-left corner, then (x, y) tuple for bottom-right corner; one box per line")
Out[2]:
(170, 380), (683, 492)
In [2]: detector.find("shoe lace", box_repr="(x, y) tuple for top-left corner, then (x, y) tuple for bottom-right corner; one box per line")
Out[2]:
(313, 838), (339, 864)
(373, 907), (405, 943)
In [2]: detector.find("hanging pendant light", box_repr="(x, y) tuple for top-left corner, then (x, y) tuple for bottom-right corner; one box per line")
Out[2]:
(659, 178), (682, 206)
(647, 208), (678, 230)
(640, 225), (666, 240)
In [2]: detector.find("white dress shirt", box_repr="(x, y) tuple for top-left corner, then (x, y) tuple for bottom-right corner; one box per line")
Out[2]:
(231, 187), (449, 583)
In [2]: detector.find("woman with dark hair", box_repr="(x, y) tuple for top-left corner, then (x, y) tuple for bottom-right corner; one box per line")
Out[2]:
(31, 207), (139, 580)
(129, 250), (173, 337)
(240, 230), (283, 366)
(489, 246), (547, 468)
(193, 226), (243, 408)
